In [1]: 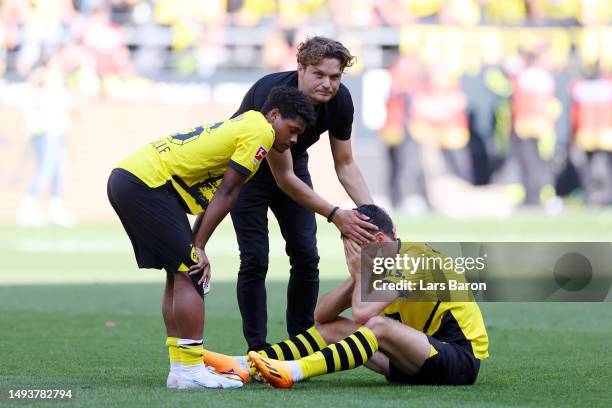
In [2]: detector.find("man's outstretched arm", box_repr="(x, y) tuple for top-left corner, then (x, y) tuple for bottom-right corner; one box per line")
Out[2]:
(329, 136), (373, 207)
(266, 148), (376, 244)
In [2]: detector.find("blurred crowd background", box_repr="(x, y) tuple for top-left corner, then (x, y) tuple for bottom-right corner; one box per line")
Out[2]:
(0, 0), (611, 225)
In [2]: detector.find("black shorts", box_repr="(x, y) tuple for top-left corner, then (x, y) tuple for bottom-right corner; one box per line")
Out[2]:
(386, 336), (481, 385)
(107, 168), (196, 273)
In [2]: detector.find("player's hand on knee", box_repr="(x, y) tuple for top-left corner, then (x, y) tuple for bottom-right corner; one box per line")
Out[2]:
(333, 209), (377, 245)
(189, 247), (211, 285)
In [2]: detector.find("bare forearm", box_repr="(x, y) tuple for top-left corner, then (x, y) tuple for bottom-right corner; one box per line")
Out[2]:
(268, 150), (336, 218)
(193, 188), (239, 248)
(277, 174), (336, 218)
(336, 161), (373, 206)
(350, 270), (396, 324)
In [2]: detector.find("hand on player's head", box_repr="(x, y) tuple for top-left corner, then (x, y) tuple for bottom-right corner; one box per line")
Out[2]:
(353, 205), (396, 242)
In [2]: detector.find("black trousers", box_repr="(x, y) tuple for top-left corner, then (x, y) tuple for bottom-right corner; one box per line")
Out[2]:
(231, 154), (320, 350)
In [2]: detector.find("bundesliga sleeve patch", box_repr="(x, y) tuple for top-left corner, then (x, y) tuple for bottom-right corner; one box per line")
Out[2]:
(253, 145), (268, 165)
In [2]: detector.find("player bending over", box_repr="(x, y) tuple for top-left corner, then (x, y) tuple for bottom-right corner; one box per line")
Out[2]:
(107, 86), (315, 389)
(207, 205), (489, 387)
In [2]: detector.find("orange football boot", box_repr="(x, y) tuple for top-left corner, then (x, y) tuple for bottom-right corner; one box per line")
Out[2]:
(203, 350), (249, 384)
(248, 351), (294, 388)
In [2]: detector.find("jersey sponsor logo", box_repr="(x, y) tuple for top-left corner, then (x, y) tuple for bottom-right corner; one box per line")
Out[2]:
(253, 145), (268, 165)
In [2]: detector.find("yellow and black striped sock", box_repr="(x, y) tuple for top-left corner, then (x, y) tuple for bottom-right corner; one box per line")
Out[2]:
(297, 327), (378, 379)
(259, 326), (327, 360)
(165, 337), (181, 370)
(178, 339), (204, 367)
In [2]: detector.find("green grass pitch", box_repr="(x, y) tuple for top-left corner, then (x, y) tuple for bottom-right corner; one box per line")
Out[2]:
(1, 210), (611, 407)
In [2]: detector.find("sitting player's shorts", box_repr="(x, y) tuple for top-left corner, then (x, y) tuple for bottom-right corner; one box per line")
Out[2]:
(386, 336), (480, 385)
(107, 168), (202, 294)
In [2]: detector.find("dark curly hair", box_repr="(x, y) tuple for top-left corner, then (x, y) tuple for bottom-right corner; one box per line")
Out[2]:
(297, 36), (356, 71)
(261, 86), (316, 126)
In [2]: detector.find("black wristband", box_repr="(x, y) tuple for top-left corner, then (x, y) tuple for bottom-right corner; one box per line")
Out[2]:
(327, 206), (340, 223)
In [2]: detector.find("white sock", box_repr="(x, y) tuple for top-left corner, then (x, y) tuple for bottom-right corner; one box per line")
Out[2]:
(178, 338), (204, 374)
(234, 355), (249, 372)
(177, 338), (203, 346)
(286, 361), (303, 382)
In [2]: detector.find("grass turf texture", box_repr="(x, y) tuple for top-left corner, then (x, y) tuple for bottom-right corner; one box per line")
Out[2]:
(1, 211), (611, 407)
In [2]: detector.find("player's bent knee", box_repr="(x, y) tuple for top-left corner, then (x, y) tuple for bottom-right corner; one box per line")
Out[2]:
(364, 316), (389, 339)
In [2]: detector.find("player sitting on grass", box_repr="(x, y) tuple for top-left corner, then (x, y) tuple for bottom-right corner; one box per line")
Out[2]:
(107, 86), (314, 389)
(206, 204), (489, 387)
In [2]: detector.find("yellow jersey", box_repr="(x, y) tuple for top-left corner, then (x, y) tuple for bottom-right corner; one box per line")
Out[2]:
(117, 110), (274, 214)
(379, 241), (490, 360)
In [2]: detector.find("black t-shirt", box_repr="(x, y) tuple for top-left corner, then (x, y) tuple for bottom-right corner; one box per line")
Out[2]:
(233, 71), (354, 158)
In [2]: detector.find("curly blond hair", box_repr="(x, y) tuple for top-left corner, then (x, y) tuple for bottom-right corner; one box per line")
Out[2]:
(296, 36), (356, 70)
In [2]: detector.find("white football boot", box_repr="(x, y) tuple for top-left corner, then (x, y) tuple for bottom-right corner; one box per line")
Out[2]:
(166, 368), (181, 389)
(178, 364), (243, 389)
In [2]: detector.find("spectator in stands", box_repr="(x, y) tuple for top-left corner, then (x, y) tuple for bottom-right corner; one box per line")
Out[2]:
(569, 61), (612, 205)
(577, 0), (612, 25)
(80, 4), (133, 77)
(15, 0), (76, 76)
(261, 28), (297, 71)
(508, 47), (562, 208)
(379, 54), (429, 213)
(17, 57), (75, 227)
(409, 64), (473, 183)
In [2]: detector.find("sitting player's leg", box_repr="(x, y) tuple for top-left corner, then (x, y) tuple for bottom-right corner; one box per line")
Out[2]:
(363, 316), (481, 385)
(204, 323), (328, 383)
(249, 325), (379, 388)
(314, 317), (396, 376)
(204, 317), (362, 383)
(257, 325), (328, 360)
(362, 316), (431, 377)
(253, 316), (363, 361)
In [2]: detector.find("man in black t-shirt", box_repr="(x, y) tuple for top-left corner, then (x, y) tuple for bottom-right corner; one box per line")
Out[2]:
(229, 37), (375, 350)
